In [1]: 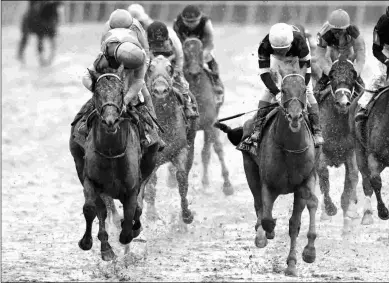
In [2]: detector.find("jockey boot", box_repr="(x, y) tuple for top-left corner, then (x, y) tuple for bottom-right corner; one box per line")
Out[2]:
(353, 76), (365, 99)
(250, 101), (272, 143)
(314, 73), (330, 94)
(307, 104), (324, 147)
(207, 58), (225, 103)
(184, 92), (200, 119)
(354, 105), (369, 123)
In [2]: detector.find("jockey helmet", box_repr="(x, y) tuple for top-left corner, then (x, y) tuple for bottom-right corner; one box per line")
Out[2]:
(181, 5), (202, 22)
(269, 23), (294, 49)
(108, 9), (133, 29)
(328, 9), (350, 29)
(115, 41), (145, 69)
(147, 21), (169, 42)
(128, 3), (148, 21)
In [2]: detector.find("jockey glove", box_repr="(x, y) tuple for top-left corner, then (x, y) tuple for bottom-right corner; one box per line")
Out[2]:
(384, 58), (389, 67)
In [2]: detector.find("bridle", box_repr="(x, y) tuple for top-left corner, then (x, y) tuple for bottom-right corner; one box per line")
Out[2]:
(95, 73), (125, 118)
(329, 59), (356, 100)
(279, 73), (308, 115)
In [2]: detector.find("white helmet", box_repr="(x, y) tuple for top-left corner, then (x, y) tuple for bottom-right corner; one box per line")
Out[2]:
(128, 3), (147, 21)
(269, 23), (294, 49)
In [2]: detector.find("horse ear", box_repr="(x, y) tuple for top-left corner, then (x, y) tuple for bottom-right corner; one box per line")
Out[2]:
(88, 68), (99, 81)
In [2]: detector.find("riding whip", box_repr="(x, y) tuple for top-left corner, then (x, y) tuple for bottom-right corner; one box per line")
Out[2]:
(217, 103), (277, 123)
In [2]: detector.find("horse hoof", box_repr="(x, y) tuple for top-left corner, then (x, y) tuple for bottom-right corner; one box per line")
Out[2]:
(254, 230), (268, 248)
(119, 231), (133, 245)
(222, 183), (234, 196)
(302, 246), (316, 263)
(378, 206), (389, 220)
(101, 248), (116, 261)
(326, 203), (338, 216)
(361, 211), (374, 225)
(78, 237), (93, 251)
(182, 212), (194, 224)
(266, 230), (275, 239)
(320, 211), (332, 221)
(285, 265), (298, 277)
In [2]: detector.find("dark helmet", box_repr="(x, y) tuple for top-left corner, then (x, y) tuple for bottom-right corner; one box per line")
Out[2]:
(147, 21), (169, 42)
(181, 5), (202, 22)
(292, 24), (306, 38)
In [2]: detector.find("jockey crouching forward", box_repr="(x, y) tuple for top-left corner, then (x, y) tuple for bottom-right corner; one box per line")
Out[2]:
(315, 9), (366, 99)
(147, 21), (199, 119)
(173, 5), (225, 105)
(251, 23), (324, 147)
(355, 6), (389, 121)
(78, 9), (166, 151)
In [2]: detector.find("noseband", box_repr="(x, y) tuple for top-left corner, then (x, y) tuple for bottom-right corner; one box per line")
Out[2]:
(330, 59), (355, 99)
(95, 73), (125, 117)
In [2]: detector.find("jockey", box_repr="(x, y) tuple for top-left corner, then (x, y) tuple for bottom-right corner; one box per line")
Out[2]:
(80, 9), (165, 150)
(127, 3), (153, 30)
(314, 9), (366, 98)
(355, 6), (389, 121)
(147, 21), (199, 119)
(252, 23), (324, 146)
(173, 5), (225, 104)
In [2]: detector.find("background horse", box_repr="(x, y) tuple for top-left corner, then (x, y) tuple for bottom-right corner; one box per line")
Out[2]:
(181, 37), (233, 196)
(143, 55), (198, 225)
(313, 56), (361, 232)
(241, 69), (319, 276)
(350, 86), (389, 223)
(17, 0), (62, 66)
(69, 64), (158, 261)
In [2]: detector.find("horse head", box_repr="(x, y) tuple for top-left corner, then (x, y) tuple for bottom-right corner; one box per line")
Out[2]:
(183, 38), (204, 76)
(88, 63), (126, 134)
(146, 55), (174, 100)
(328, 54), (357, 114)
(279, 68), (307, 133)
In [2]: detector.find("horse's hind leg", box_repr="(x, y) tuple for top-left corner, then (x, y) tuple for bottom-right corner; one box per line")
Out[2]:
(47, 35), (56, 65)
(212, 127), (234, 196)
(317, 154), (337, 219)
(201, 128), (213, 188)
(100, 194), (121, 230)
(37, 36), (46, 66)
(78, 177), (97, 251)
(69, 132), (84, 185)
(119, 189), (139, 245)
(285, 191), (306, 277)
(341, 151), (360, 234)
(167, 163), (177, 188)
(367, 154), (389, 220)
(17, 31), (29, 64)
(172, 147), (194, 224)
(145, 171), (160, 222)
(96, 195), (116, 261)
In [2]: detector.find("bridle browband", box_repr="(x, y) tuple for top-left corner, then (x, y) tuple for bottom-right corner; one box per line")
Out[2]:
(330, 59), (356, 99)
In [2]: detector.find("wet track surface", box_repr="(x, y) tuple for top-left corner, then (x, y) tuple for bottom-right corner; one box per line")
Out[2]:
(2, 23), (389, 281)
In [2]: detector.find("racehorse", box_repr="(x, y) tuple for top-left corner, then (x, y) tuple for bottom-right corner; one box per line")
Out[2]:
(69, 64), (158, 261)
(142, 55), (198, 224)
(313, 56), (360, 232)
(216, 68), (320, 276)
(181, 37), (234, 196)
(350, 86), (389, 223)
(17, 0), (62, 66)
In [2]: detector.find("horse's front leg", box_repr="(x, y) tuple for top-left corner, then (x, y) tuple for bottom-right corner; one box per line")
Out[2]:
(78, 177), (97, 251)
(341, 151), (359, 235)
(201, 128), (213, 189)
(260, 184), (278, 240)
(17, 31), (29, 64)
(145, 171), (160, 222)
(119, 188), (139, 245)
(212, 127), (234, 196)
(172, 147), (194, 224)
(317, 153), (337, 219)
(37, 36), (45, 67)
(285, 191), (306, 277)
(96, 195), (116, 261)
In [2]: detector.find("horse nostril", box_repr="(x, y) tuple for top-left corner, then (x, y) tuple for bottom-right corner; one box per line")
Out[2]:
(346, 102), (351, 106)
(287, 114), (292, 120)
(299, 113), (303, 120)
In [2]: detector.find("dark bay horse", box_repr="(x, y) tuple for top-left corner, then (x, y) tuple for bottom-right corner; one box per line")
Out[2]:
(313, 56), (361, 231)
(350, 86), (389, 222)
(180, 37), (233, 196)
(143, 55), (198, 224)
(69, 64), (158, 261)
(17, 0), (62, 66)
(219, 69), (319, 276)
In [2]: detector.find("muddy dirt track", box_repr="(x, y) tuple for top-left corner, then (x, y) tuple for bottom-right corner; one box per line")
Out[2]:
(2, 23), (389, 282)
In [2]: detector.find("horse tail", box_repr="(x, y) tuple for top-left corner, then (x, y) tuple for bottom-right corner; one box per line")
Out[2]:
(214, 122), (243, 146)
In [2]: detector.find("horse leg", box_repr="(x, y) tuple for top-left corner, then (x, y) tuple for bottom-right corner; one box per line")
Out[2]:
(212, 127), (234, 196)
(260, 184), (278, 242)
(17, 31), (29, 64)
(285, 191), (306, 277)
(100, 194), (121, 230)
(145, 171), (160, 222)
(95, 195), (116, 261)
(242, 153), (268, 248)
(167, 163), (177, 188)
(172, 147), (194, 224)
(47, 35), (56, 65)
(119, 188), (139, 245)
(341, 151), (360, 234)
(317, 154), (337, 219)
(301, 174), (318, 264)
(201, 128), (213, 189)
(69, 132), (84, 185)
(367, 154), (389, 220)
(37, 36), (45, 66)
(78, 177), (97, 251)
